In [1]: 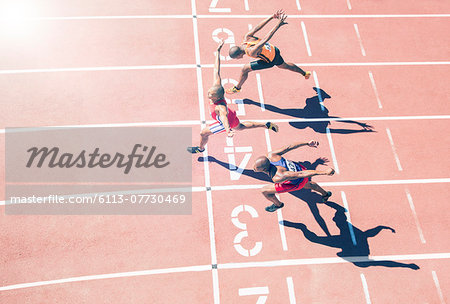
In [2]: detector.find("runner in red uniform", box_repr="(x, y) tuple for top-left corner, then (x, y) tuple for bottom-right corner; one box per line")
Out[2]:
(226, 9), (311, 94)
(187, 40), (279, 154)
(253, 140), (335, 212)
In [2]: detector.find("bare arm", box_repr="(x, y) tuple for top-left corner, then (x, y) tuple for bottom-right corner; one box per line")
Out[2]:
(245, 9), (284, 39)
(213, 39), (225, 86)
(216, 104), (234, 137)
(246, 13), (287, 57)
(269, 140), (319, 158)
(273, 167), (334, 183)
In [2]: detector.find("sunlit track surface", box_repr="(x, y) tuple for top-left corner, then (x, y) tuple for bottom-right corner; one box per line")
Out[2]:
(1, 0), (449, 303)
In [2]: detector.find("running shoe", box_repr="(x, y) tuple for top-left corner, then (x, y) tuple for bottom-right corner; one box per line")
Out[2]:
(187, 146), (205, 154)
(226, 86), (241, 94)
(265, 203), (284, 212)
(265, 122), (279, 132)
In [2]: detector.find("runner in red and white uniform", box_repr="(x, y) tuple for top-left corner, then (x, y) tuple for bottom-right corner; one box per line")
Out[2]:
(187, 40), (279, 154)
(253, 140), (335, 212)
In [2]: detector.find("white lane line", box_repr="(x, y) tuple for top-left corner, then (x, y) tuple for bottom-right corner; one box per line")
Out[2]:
(199, 14), (450, 19)
(255, 73), (265, 111)
(313, 71), (340, 174)
(0, 264), (212, 292)
(295, 0), (302, 11)
(277, 197), (289, 251)
(243, 0), (249, 11)
(2, 114), (450, 134)
(27, 15), (193, 20)
(360, 273), (372, 304)
(341, 191), (357, 246)
(264, 129), (272, 151)
(2, 61), (450, 74)
(405, 189), (426, 244)
(346, 0), (352, 10)
(239, 286), (269, 296)
(218, 252), (450, 269)
(0, 64), (196, 74)
(207, 178), (450, 191)
(286, 276), (297, 304)
(368, 71), (383, 109)
(1, 115), (450, 134)
(325, 128), (340, 174)
(1, 253), (449, 292)
(16, 14), (450, 21)
(209, 8), (231, 13)
(191, 0), (219, 303)
(386, 127), (403, 171)
(432, 270), (446, 304)
(312, 71), (337, 175)
(300, 21), (312, 56)
(264, 127), (288, 251)
(354, 23), (366, 56)
(312, 71), (325, 111)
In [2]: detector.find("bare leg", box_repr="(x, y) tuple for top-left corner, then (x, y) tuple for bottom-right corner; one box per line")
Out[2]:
(199, 127), (213, 150)
(261, 184), (283, 207)
(235, 63), (252, 90)
(304, 181), (328, 196)
(235, 121), (266, 130)
(277, 62), (309, 78)
(235, 121), (279, 132)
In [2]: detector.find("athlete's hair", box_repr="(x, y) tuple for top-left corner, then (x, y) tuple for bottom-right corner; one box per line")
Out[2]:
(210, 85), (224, 98)
(254, 156), (271, 172)
(229, 46), (245, 59)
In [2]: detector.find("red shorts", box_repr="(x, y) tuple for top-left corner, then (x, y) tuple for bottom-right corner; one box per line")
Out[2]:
(274, 164), (308, 193)
(209, 115), (240, 134)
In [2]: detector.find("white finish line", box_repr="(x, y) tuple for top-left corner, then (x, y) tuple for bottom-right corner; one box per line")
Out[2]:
(1, 252), (449, 292)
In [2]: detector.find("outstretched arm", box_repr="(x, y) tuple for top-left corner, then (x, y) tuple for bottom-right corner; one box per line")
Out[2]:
(273, 167), (334, 183)
(365, 226), (396, 238)
(244, 10), (282, 39)
(269, 140), (319, 157)
(213, 39), (225, 86)
(246, 12), (288, 57)
(216, 104), (234, 137)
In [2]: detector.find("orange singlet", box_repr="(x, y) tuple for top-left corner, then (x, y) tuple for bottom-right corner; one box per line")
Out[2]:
(244, 40), (276, 63)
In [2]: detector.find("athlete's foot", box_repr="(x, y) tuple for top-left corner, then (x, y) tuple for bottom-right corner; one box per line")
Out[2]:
(226, 86), (241, 94)
(187, 146), (205, 154)
(265, 202), (284, 212)
(321, 191), (332, 202)
(304, 71), (311, 79)
(265, 122), (279, 132)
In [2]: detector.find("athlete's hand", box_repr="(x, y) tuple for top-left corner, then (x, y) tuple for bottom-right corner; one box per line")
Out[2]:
(273, 9), (285, 19)
(325, 167), (335, 176)
(277, 13), (288, 26)
(217, 39), (225, 51)
(307, 140), (319, 148)
(227, 130), (235, 138)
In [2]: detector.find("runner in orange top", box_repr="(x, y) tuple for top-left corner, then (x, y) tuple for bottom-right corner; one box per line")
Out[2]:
(187, 40), (279, 154)
(227, 9), (311, 94)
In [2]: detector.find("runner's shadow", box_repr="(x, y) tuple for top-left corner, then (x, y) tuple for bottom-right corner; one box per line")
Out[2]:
(281, 201), (420, 270)
(243, 87), (375, 134)
(198, 156), (334, 236)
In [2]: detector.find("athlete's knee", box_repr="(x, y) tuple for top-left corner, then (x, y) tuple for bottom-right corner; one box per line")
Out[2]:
(276, 62), (288, 69)
(200, 128), (211, 137)
(241, 64), (252, 74)
(261, 185), (276, 196)
(307, 181), (317, 188)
